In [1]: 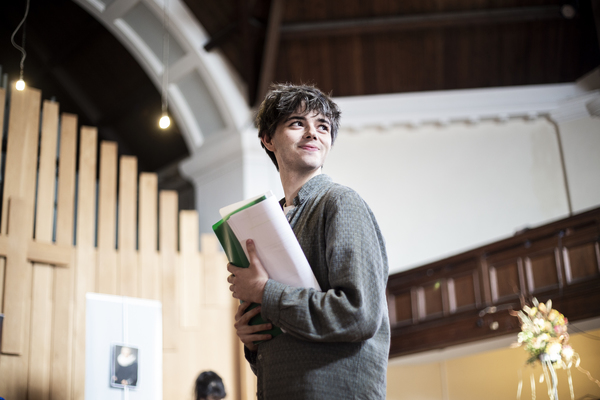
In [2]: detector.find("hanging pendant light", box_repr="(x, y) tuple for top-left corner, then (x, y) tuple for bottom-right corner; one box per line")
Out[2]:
(158, 0), (171, 130)
(11, 0), (31, 91)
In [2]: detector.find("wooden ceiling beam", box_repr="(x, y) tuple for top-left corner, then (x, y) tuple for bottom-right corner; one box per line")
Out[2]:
(255, 0), (285, 106)
(280, 6), (562, 40)
(592, 0), (600, 53)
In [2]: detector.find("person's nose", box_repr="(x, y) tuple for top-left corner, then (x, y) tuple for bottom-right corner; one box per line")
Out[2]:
(305, 123), (318, 139)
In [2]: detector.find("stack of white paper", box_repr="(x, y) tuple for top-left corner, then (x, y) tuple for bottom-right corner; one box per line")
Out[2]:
(222, 192), (321, 290)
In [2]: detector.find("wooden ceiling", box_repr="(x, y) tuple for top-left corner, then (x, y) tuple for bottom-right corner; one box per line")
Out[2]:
(1, 0), (599, 173)
(187, 0), (600, 106)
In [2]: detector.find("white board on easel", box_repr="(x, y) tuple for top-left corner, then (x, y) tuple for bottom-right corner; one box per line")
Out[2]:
(85, 293), (162, 400)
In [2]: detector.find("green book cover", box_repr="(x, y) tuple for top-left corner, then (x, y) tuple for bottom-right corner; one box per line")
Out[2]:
(212, 195), (283, 340)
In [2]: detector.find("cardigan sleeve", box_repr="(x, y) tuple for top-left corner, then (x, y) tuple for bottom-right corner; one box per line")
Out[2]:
(260, 189), (388, 343)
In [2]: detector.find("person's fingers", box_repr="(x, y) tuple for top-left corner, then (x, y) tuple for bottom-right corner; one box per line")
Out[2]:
(235, 301), (253, 320)
(227, 263), (241, 275)
(237, 304), (262, 324)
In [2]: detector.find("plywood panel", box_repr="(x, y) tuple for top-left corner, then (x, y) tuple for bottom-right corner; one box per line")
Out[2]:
(160, 190), (179, 351)
(0, 199), (34, 399)
(1, 87), (41, 234)
(202, 235), (231, 307)
(118, 156), (138, 297)
(0, 88), (4, 314)
(139, 173), (159, 300)
(50, 113), (77, 400)
(0, 87), (5, 136)
(97, 141), (118, 295)
(0, 87), (41, 358)
(28, 100), (59, 400)
(180, 210), (201, 327)
(72, 126), (98, 400)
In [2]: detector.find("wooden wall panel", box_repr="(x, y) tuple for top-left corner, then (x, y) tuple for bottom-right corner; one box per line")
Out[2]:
(139, 173), (159, 300)
(72, 126), (98, 400)
(0, 88), (240, 400)
(489, 259), (523, 302)
(97, 142), (118, 295)
(392, 291), (412, 325)
(118, 156), (138, 297)
(388, 208), (600, 358)
(160, 190), (179, 351)
(201, 235), (230, 307)
(448, 272), (478, 312)
(51, 113), (78, 400)
(0, 200), (34, 399)
(180, 210), (202, 327)
(563, 242), (600, 282)
(525, 249), (560, 293)
(422, 282), (444, 318)
(28, 100), (60, 400)
(0, 87), (3, 314)
(0, 86), (41, 361)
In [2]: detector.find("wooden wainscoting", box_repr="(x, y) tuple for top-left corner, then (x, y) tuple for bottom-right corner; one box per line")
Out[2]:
(387, 207), (600, 358)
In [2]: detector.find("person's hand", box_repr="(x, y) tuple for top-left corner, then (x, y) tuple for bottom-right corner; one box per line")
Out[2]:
(227, 239), (268, 304)
(234, 301), (272, 352)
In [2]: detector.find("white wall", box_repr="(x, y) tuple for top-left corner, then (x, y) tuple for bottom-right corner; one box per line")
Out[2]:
(558, 116), (600, 212)
(181, 78), (600, 273)
(326, 118), (573, 274)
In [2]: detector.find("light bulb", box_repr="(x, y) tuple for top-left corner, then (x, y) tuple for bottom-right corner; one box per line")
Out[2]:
(159, 114), (171, 129)
(16, 79), (25, 91)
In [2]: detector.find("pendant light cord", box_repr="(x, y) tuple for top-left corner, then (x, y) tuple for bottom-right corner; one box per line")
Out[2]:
(10, 0), (31, 80)
(161, 0), (170, 113)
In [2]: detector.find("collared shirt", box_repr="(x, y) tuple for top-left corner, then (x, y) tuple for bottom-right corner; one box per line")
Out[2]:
(247, 174), (390, 399)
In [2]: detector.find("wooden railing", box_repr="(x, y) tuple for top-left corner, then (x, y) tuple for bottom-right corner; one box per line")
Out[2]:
(387, 207), (600, 358)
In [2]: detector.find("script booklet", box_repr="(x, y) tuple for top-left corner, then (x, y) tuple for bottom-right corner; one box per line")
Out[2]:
(212, 191), (320, 340)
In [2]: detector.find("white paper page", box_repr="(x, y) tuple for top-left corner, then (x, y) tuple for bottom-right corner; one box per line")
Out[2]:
(227, 195), (321, 290)
(219, 191), (272, 219)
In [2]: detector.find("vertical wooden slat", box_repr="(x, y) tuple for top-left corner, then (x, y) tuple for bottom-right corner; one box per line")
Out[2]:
(0, 89), (41, 400)
(180, 210), (201, 327)
(202, 235), (231, 307)
(28, 100), (59, 400)
(160, 190), (179, 350)
(118, 156), (138, 297)
(0, 87), (4, 316)
(160, 190), (179, 399)
(72, 126), (98, 400)
(0, 87), (40, 234)
(97, 142), (118, 295)
(50, 113), (78, 400)
(139, 173), (159, 300)
(0, 199), (34, 400)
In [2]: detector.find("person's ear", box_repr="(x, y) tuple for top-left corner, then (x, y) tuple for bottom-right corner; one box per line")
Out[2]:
(261, 134), (276, 152)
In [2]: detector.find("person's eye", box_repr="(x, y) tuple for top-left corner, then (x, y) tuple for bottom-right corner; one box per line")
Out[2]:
(290, 121), (302, 127)
(319, 124), (329, 132)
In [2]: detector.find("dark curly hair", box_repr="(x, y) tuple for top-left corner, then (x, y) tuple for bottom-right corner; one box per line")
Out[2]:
(195, 371), (226, 400)
(256, 83), (342, 171)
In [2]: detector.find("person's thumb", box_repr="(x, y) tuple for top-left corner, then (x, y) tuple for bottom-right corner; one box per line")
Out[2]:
(246, 239), (263, 272)
(246, 239), (257, 266)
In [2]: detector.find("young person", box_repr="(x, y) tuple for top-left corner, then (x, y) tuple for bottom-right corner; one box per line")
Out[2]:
(227, 83), (390, 399)
(195, 370), (226, 400)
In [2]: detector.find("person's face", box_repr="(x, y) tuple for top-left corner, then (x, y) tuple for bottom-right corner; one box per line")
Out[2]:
(262, 109), (332, 174)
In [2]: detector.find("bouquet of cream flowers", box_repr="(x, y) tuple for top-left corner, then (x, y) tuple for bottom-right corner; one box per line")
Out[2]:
(512, 298), (574, 367)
